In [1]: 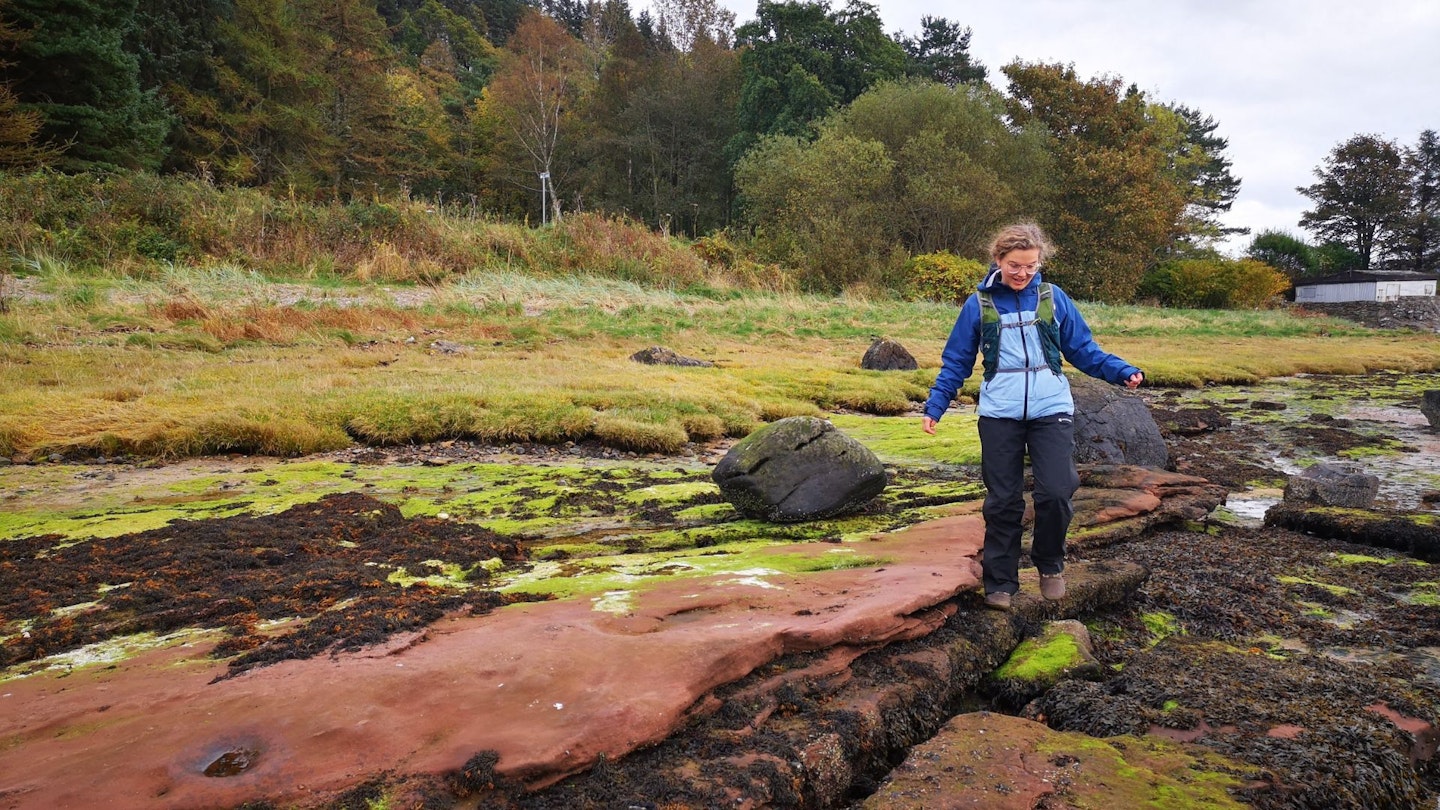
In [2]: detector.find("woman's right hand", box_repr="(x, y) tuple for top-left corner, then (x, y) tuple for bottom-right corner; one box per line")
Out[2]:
(922, 416), (937, 435)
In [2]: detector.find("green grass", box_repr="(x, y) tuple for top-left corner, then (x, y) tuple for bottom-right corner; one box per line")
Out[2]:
(2, 262), (1439, 461)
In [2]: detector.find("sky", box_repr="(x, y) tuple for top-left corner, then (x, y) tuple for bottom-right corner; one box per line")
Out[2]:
(710, 0), (1439, 256)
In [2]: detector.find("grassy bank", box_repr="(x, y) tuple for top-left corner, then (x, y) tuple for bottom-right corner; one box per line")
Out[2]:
(3, 262), (1439, 462)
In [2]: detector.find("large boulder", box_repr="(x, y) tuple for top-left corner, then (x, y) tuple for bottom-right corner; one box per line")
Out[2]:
(1422, 390), (1440, 430)
(1068, 375), (1168, 469)
(711, 416), (887, 522)
(860, 337), (917, 371)
(1282, 461), (1379, 508)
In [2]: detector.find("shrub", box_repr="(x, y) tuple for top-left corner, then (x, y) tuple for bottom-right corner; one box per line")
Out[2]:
(906, 252), (988, 305)
(1139, 256), (1291, 310)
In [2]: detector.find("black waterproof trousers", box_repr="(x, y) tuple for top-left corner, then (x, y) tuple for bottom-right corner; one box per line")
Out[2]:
(977, 414), (1079, 596)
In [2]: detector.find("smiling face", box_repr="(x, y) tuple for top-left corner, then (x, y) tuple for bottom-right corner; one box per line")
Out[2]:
(997, 248), (1041, 291)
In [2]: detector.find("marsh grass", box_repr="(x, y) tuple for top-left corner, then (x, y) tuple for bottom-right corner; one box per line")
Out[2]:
(2, 262), (1439, 461)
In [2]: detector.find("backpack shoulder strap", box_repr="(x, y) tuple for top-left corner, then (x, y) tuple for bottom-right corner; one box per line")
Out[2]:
(1036, 282), (1054, 324)
(978, 289), (998, 324)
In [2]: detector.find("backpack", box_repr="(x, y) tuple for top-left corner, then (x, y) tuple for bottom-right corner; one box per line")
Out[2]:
(977, 282), (1063, 382)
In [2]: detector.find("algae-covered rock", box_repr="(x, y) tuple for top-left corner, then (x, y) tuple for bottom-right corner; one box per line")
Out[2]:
(864, 711), (1253, 810)
(711, 416), (887, 522)
(1264, 502), (1440, 562)
(988, 619), (1104, 709)
(1031, 636), (1439, 808)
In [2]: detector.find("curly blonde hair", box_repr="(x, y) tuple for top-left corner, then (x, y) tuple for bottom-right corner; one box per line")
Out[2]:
(988, 222), (1055, 263)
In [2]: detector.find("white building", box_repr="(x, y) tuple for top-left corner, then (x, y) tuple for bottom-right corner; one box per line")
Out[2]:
(1294, 271), (1440, 304)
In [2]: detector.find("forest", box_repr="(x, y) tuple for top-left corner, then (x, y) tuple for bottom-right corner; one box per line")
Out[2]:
(0, 0), (1436, 302)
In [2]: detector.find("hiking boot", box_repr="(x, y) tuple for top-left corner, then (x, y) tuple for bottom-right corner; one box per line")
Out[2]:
(1040, 573), (1066, 601)
(984, 591), (1012, 611)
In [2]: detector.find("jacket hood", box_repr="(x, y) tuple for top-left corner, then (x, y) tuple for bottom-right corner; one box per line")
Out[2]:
(977, 265), (1044, 295)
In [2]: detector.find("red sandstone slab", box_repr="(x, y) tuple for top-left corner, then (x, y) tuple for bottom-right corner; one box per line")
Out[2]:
(0, 514), (984, 809)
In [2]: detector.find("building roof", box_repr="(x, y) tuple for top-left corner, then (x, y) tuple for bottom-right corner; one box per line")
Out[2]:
(1296, 270), (1440, 286)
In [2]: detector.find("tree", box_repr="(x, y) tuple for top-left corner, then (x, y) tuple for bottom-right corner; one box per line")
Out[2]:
(0, 4), (56, 169)
(735, 130), (899, 290)
(827, 79), (1051, 256)
(653, 0), (736, 51)
(1393, 129), (1440, 272)
(1, 0), (170, 170)
(1246, 229), (1317, 279)
(313, 0), (405, 197)
(578, 14), (740, 232)
(1298, 134), (1409, 271)
(478, 11), (588, 222)
(898, 16), (985, 87)
(730, 0), (906, 155)
(1153, 103), (1243, 254)
(165, 0), (332, 188)
(1002, 62), (1188, 302)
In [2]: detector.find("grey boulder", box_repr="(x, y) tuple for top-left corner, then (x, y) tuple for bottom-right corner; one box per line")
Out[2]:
(860, 337), (917, 371)
(1283, 461), (1380, 508)
(712, 416), (887, 522)
(1068, 375), (1168, 469)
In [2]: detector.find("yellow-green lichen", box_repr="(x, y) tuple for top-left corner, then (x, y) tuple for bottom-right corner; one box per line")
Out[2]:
(1276, 575), (1356, 597)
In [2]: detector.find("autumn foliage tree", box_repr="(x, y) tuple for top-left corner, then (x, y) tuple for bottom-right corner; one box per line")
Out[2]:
(0, 5), (54, 169)
(477, 11), (588, 222)
(1002, 62), (1187, 302)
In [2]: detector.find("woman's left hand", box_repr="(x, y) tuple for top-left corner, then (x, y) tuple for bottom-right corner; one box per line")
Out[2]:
(1125, 372), (1144, 389)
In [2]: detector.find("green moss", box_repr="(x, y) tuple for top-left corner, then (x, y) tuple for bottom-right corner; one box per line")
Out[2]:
(993, 631), (1083, 682)
(826, 413), (982, 465)
(1330, 553), (1401, 566)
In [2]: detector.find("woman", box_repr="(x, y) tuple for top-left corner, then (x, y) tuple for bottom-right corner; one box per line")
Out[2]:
(921, 223), (1143, 611)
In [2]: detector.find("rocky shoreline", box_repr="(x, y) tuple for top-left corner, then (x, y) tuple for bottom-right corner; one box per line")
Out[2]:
(1, 373), (1438, 809)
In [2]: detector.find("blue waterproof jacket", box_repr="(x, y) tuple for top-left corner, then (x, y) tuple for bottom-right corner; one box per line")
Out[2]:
(923, 268), (1142, 422)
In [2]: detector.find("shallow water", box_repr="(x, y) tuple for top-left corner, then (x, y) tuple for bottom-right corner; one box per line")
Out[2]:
(1157, 372), (1440, 516)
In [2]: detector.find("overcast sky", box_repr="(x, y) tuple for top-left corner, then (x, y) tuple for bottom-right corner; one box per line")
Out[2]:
(714, 0), (1439, 256)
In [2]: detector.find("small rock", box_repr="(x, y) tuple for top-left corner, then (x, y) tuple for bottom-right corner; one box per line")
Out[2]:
(859, 337), (917, 371)
(1250, 400), (1287, 411)
(629, 346), (714, 367)
(1282, 461), (1379, 508)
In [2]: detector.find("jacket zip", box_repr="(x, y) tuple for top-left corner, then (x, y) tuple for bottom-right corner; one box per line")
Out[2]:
(1015, 287), (1031, 421)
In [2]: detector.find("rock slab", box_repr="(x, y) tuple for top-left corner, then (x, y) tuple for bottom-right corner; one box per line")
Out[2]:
(712, 416), (887, 522)
(864, 711), (1252, 809)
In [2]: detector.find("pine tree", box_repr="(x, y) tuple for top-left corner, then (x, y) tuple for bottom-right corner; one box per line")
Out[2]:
(2, 0), (170, 170)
